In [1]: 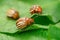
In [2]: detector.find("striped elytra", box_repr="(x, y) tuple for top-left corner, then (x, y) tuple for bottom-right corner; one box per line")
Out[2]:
(16, 18), (34, 29)
(7, 9), (19, 19)
(30, 5), (42, 14)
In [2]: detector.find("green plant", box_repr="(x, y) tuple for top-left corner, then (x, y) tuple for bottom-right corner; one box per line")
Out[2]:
(0, 0), (60, 40)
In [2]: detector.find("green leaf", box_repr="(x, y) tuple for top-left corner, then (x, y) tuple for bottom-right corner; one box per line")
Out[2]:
(31, 15), (54, 25)
(0, 29), (48, 40)
(0, 0), (60, 40)
(0, 0), (60, 33)
(48, 23), (60, 40)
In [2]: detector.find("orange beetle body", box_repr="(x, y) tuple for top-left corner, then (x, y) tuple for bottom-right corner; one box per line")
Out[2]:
(30, 5), (42, 14)
(7, 9), (19, 19)
(16, 18), (34, 29)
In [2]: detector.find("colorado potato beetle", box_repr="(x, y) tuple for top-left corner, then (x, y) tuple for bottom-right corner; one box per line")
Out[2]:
(16, 18), (34, 29)
(30, 5), (42, 14)
(7, 9), (19, 19)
